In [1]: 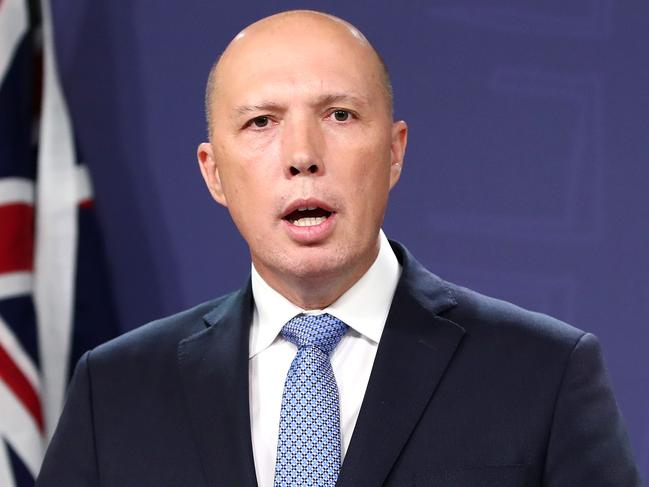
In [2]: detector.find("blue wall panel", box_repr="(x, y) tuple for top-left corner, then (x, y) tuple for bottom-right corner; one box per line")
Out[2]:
(51, 0), (649, 474)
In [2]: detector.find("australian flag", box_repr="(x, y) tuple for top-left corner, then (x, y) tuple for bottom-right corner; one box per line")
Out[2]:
(0, 0), (118, 484)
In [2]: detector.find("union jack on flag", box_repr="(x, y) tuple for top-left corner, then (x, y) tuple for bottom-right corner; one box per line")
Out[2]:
(0, 0), (118, 484)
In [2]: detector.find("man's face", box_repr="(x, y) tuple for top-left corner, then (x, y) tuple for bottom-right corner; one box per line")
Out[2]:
(198, 14), (407, 298)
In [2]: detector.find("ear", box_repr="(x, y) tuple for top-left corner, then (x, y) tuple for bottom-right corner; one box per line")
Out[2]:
(197, 142), (228, 207)
(388, 120), (408, 190)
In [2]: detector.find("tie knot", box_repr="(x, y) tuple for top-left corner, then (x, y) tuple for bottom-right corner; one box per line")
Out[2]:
(281, 313), (348, 354)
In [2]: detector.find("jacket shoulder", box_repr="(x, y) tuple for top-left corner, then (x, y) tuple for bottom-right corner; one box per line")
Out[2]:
(88, 291), (237, 363)
(391, 239), (587, 352)
(442, 280), (586, 351)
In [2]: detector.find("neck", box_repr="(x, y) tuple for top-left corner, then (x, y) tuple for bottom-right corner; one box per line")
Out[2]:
(254, 244), (380, 310)
(265, 272), (362, 310)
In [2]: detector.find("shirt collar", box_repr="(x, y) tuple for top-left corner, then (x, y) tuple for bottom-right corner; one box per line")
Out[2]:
(249, 230), (401, 358)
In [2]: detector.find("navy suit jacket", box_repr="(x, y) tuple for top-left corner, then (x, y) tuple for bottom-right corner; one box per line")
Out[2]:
(36, 242), (640, 486)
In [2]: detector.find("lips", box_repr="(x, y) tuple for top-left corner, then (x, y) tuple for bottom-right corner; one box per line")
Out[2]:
(281, 199), (335, 228)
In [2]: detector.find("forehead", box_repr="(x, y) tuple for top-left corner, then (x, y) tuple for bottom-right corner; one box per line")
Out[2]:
(213, 17), (385, 109)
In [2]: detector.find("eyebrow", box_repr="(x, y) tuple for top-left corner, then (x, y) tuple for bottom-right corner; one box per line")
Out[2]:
(234, 103), (283, 117)
(232, 92), (369, 118)
(314, 93), (369, 108)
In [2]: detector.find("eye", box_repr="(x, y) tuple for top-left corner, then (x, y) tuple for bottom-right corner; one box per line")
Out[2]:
(251, 116), (270, 128)
(331, 110), (351, 122)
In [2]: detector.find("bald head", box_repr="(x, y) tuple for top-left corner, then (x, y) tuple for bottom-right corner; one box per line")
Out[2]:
(204, 10), (393, 137)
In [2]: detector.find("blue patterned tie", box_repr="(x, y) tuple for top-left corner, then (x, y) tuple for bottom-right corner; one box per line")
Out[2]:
(273, 313), (349, 487)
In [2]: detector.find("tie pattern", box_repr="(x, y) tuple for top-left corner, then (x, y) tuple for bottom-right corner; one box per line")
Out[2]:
(273, 313), (348, 487)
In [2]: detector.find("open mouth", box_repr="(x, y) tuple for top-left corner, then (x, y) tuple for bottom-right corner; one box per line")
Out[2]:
(283, 206), (333, 227)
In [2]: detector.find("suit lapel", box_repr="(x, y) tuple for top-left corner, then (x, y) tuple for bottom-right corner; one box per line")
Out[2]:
(337, 243), (465, 487)
(177, 283), (258, 487)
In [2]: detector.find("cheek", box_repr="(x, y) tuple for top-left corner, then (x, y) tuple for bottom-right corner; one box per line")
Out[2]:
(216, 166), (266, 229)
(226, 139), (283, 185)
(357, 146), (393, 210)
(217, 139), (280, 193)
(344, 143), (393, 191)
(340, 157), (392, 224)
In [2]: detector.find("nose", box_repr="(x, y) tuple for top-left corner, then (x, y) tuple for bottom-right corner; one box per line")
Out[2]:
(289, 162), (319, 176)
(282, 116), (324, 178)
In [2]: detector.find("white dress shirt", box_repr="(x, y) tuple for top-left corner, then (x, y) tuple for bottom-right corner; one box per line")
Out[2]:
(248, 230), (401, 486)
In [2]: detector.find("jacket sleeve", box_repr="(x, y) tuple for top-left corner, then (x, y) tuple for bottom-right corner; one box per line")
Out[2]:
(543, 333), (641, 486)
(35, 351), (99, 486)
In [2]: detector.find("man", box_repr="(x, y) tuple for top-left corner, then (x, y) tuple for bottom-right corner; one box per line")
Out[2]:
(36, 10), (640, 487)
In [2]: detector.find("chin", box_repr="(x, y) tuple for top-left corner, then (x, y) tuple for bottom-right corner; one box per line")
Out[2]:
(286, 254), (345, 280)
(264, 246), (347, 280)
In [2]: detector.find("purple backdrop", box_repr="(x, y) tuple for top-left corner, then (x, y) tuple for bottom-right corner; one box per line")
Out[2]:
(51, 0), (648, 476)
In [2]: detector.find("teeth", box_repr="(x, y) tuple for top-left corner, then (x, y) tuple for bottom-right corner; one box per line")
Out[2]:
(297, 206), (318, 211)
(291, 216), (327, 227)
